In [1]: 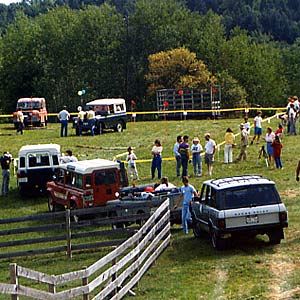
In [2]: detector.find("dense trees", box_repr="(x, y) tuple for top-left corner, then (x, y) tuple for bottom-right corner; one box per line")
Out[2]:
(0, 0), (299, 112)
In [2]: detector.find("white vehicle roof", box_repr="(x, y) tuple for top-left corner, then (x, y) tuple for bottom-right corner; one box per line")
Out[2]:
(18, 144), (61, 156)
(204, 175), (275, 190)
(59, 159), (120, 174)
(86, 98), (125, 106)
(18, 98), (46, 102)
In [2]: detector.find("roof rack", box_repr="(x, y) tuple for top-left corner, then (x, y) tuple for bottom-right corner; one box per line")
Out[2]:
(210, 175), (270, 187)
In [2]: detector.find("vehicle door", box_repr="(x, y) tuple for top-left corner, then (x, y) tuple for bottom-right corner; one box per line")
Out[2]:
(93, 169), (119, 205)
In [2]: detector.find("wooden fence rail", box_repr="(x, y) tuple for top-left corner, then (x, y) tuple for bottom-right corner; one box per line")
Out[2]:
(0, 199), (166, 259)
(0, 199), (170, 300)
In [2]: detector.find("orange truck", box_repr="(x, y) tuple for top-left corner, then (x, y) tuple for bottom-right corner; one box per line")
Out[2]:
(13, 97), (47, 128)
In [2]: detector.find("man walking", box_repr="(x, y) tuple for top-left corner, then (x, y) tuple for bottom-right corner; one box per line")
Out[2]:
(0, 152), (13, 197)
(174, 176), (198, 235)
(16, 108), (24, 134)
(58, 106), (70, 137)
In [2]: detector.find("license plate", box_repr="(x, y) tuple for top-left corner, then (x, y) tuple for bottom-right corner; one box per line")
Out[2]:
(246, 215), (259, 224)
(18, 177), (28, 183)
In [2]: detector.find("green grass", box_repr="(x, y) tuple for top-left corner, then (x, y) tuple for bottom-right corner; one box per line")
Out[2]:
(0, 117), (300, 299)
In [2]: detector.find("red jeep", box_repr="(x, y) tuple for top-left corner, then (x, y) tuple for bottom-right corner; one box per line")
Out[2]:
(47, 159), (128, 211)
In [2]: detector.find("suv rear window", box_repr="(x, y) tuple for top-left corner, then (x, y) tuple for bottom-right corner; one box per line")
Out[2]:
(221, 185), (281, 209)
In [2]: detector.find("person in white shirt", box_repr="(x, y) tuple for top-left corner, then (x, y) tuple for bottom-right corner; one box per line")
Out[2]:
(154, 177), (176, 191)
(60, 150), (78, 163)
(126, 147), (139, 181)
(77, 106), (86, 136)
(250, 111), (263, 145)
(204, 133), (216, 177)
(190, 137), (203, 176)
(265, 127), (275, 165)
(151, 139), (163, 179)
(288, 103), (297, 135)
(243, 117), (251, 133)
(57, 106), (70, 137)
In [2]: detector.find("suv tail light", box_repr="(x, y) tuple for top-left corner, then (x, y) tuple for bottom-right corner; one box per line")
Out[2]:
(279, 211), (287, 223)
(217, 218), (226, 230)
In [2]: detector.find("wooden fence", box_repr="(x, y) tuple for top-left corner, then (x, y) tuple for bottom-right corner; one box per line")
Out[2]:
(0, 199), (170, 299)
(0, 199), (168, 259)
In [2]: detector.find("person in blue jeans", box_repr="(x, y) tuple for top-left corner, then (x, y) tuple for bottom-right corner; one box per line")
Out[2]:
(57, 106), (70, 137)
(173, 176), (198, 234)
(151, 139), (163, 179)
(179, 135), (189, 178)
(173, 135), (182, 177)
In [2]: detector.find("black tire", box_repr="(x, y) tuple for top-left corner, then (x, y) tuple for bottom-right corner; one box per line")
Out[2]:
(70, 201), (79, 222)
(268, 229), (283, 245)
(48, 196), (55, 212)
(115, 122), (123, 132)
(210, 228), (227, 250)
(95, 122), (103, 135)
(109, 211), (124, 229)
(137, 210), (146, 226)
(192, 220), (202, 238)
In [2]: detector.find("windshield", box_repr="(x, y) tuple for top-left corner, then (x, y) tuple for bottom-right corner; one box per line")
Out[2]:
(17, 101), (41, 110)
(221, 185), (281, 209)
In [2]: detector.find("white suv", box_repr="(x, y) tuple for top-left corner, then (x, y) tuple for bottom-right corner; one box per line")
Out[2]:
(190, 175), (288, 250)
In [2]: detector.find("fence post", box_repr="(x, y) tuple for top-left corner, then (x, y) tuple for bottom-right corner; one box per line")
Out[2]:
(10, 263), (18, 300)
(49, 275), (56, 294)
(82, 267), (89, 300)
(65, 209), (72, 258)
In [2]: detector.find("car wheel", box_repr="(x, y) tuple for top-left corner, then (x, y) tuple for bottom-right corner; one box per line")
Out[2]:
(70, 201), (79, 222)
(268, 229), (283, 245)
(192, 219), (202, 238)
(48, 196), (55, 212)
(115, 122), (123, 132)
(109, 211), (124, 229)
(137, 210), (146, 226)
(210, 228), (227, 250)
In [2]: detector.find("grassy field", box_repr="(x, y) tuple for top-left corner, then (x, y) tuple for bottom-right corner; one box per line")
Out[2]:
(0, 116), (300, 300)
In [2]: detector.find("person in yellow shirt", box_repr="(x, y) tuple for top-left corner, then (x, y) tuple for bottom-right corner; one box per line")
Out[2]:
(87, 106), (95, 136)
(224, 128), (235, 163)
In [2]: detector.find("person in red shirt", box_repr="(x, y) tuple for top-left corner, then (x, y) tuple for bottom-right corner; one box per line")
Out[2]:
(275, 124), (284, 139)
(271, 135), (283, 169)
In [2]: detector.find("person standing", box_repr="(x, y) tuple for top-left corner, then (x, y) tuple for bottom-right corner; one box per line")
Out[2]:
(236, 123), (249, 161)
(224, 128), (235, 164)
(173, 176), (198, 235)
(0, 152), (13, 197)
(151, 139), (163, 179)
(244, 117), (251, 133)
(204, 133), (216, 177)
(173, 135), (182, 178)
(250, 111), (263, 144)
(271, 136), (283, 169)
(16, 108), (24, 135)
(179, 135), (190, 177)
(191, 137), (203, 176)
(57, 106), (70, 137)
(265, 127), (275, 165)
(77, 106), (85, 136)
(87, 106), (96, 136)
(126, 147), (139, 181)
(288, 103), (297, 135)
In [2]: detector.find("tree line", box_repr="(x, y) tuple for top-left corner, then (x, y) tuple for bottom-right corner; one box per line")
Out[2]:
(0, 0), (299, 113)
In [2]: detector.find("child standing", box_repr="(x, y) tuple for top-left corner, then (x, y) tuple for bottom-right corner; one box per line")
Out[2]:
(275, 124), (284, 140)
(127, 147), (139, 180)
(191, 137), (203, 176)
(271, 136), (283, 169)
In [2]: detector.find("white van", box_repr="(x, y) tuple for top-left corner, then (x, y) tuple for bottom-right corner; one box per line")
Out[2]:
(17, 144), (61, 196)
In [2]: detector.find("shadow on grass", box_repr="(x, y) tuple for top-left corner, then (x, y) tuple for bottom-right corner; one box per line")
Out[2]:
(168, 231), (277, 264)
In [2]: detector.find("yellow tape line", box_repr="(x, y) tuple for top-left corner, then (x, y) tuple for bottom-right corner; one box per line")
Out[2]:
(0, 107), (286, 118)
